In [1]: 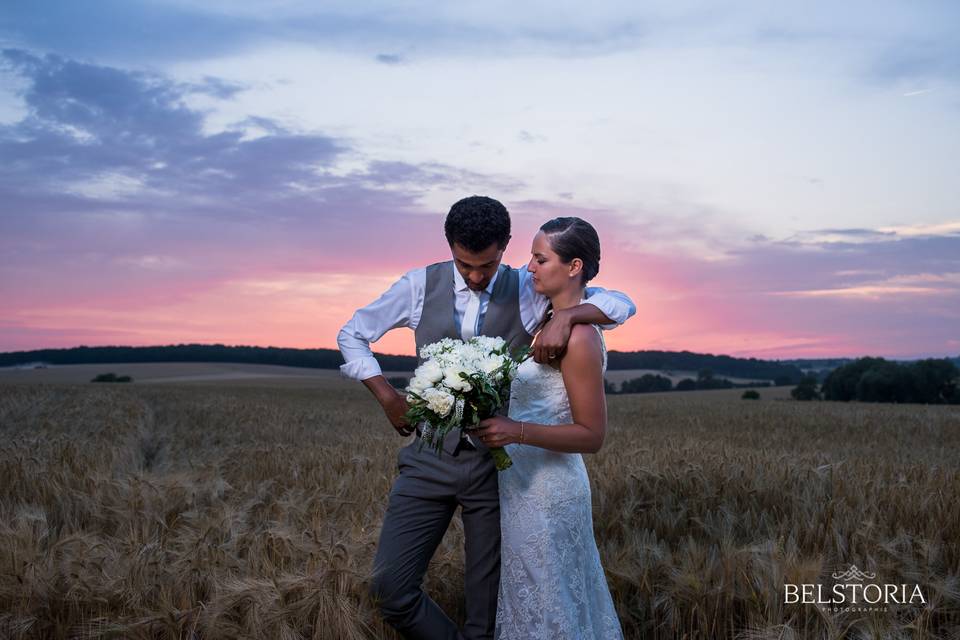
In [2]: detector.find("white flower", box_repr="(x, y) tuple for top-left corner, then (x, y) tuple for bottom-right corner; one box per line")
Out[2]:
(478, 356), (505, 382)
(483, 355), (506, 373)
(420, 337), (461, 361)
(407, 374), (431, 395)
(470, 335), (506, 353)
(442, 366), (473, 392)
(415, 361), (444, 384)
(422, 387), (455, 416)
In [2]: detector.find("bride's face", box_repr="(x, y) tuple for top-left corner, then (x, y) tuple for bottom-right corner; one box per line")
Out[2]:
(527, 231), (583, 295)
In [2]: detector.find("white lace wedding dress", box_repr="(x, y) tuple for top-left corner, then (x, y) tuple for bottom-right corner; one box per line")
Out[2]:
(495, 325), (624, 639)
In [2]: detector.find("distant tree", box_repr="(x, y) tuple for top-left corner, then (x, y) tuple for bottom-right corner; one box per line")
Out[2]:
(676, 378), (697, 391)
(706, 377), (734, 390)
(822, 357), (887, 401)
(741, 389), (760, 400)
(910, 359), (959, 404)
(604, 379), (618, 394)
(774, 375), (795, 386)
(91, 372), (132, 383)
(685, 372), (735, 390)
(821, 357), (958, 404)
(620, 374), (673, 394)
(650, 374), (674, 392)
(791, 375), (820, 401)
(855, 360), (916, 403)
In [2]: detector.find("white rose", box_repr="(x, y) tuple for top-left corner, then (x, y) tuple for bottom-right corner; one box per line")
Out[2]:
(424, 387), (455, 416)
(443, 366), (473, 392)
(407, 375), (431, 394)
(415, 361), (444, 384)
(480, 356), (504, 376)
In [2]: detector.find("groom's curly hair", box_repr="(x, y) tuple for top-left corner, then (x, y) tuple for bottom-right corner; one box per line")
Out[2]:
(444, 196), (511, 252)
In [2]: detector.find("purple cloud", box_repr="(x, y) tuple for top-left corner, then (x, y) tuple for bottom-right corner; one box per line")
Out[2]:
(0, 50), (523, 322)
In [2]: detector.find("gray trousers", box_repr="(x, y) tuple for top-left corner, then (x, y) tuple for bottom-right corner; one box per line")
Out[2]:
(370, 430), (500, 640)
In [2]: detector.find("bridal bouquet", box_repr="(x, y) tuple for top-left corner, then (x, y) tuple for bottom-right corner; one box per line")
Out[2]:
(404, 336), (528, 471)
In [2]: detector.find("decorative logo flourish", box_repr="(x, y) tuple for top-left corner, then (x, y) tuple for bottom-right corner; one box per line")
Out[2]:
(831, 565), (877, 582)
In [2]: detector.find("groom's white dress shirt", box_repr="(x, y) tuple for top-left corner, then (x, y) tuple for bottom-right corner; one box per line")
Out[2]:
(338, 262), (636, 381)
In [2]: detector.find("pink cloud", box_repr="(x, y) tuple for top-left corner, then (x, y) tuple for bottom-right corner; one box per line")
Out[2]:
(5, 221), (959, 359)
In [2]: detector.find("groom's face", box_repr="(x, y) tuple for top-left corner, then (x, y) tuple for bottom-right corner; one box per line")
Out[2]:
(450, 242), (505, 291)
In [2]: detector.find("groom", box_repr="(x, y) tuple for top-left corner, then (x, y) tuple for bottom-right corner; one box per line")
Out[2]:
(337, 196), (635, 639)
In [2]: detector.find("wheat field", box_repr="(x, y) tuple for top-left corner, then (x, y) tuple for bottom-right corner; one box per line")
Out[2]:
(1, 374), (959, 639)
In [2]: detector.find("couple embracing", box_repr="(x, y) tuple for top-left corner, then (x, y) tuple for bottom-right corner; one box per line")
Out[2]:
(338, 196), (634, 639)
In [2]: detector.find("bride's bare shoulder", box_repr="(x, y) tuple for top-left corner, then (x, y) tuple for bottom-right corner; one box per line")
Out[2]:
(563, 324), (603, 363)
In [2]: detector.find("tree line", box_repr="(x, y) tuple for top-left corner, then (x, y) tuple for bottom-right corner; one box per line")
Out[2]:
(791, 357), (959, 404)
(9, 346), (953, 406)
(606, 350), (802, 383)
(1, 344), (805, 382)
(0, 344), (418, 372)
(607, 369), (772, 395)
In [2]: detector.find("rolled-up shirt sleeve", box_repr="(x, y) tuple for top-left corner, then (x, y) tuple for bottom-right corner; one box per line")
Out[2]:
(337, 269), (422, 381)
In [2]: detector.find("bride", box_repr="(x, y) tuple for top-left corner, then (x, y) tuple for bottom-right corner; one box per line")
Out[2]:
(475, 216), (624, 639)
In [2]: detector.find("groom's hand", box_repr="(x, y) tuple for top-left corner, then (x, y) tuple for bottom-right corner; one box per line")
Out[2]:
(534, 309), (572, 364)
(382, 392), (414, 435)
(363, 376), (414, 436)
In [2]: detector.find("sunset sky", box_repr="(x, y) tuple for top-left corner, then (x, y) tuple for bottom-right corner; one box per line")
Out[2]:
(1, 1), (958, 359)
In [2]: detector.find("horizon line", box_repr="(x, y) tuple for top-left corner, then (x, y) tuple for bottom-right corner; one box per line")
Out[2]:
(2, 342), (957, 363)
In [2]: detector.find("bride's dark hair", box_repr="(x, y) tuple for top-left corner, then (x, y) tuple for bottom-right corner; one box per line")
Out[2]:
(534, 217), (602, 337)
(540, 217), (600, 284)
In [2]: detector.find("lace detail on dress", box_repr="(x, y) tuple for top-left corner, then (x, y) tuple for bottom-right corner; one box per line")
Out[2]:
(495, 324), (623, 639)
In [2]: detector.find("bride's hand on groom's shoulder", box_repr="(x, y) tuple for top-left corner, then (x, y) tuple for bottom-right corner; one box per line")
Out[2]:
(475, 416), (521, 448)
(534, 311), (572, 364)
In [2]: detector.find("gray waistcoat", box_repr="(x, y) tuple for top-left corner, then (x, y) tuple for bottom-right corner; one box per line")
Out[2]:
(415, 261), (532, 360)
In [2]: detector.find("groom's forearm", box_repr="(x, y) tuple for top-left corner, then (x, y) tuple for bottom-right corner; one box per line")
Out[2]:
(533, 303), (611, 363)
(556, 302), (613, 327)
(363, 375), (412, 431)
(363, 375), (396, 404)
(582, 287), (636, 327)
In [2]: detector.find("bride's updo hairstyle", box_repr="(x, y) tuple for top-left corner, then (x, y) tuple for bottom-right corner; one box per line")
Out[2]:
(540, 217), (601, 284)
